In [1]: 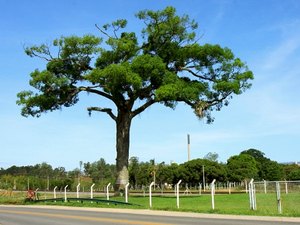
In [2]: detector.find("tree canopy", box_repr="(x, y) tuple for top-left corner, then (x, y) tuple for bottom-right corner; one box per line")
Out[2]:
(17, 6), (253, 193)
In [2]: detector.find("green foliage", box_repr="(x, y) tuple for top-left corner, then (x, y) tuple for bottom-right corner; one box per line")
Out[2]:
(155, 162), (179, 185)
(241, 149), (284, 180)
(128, 157), (140, 187)
(283, 164), (300, 180)
(17, 6), (253, 123)
(179, 159), (227, 185)
(227, 154), (258, 182)
(18, 35), (102, 117)
(83, 158), (116, 185)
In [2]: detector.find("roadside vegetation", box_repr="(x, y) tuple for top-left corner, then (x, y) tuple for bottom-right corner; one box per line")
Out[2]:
(1, 149), (299, 192)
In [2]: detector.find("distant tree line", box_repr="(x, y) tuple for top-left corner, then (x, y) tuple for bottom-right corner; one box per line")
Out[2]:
(1, 149), (299, 191)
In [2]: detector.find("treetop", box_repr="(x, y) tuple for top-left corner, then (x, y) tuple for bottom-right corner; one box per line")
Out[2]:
(17, 6), (253, 123)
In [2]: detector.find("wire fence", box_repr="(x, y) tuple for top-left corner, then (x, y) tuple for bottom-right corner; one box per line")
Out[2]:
(252, 180), (300, 215)
(1, 180), (300, 216)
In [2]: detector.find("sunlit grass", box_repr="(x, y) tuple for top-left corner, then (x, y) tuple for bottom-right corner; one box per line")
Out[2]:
(1, 190), (300, 217)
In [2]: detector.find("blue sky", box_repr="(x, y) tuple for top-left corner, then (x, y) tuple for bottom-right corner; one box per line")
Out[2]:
(1, 0), (300, 170)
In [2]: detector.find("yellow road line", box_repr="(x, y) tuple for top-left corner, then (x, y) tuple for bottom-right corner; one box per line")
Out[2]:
(0, 209), (173, 225)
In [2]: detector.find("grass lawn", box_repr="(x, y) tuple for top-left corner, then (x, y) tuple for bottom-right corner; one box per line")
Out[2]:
(1, 190), (300, 217)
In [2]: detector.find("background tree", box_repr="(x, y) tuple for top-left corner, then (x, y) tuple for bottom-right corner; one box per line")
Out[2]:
(260, 160), (283, 181)
(227, 154), (258, 182)
(128, 156), (140, 188)
(17, 6), (253, 194)
(83, 158), (115, 186)
(179, 158), (226, 185)
(155, 162), (173, 186)
(134, 161), (153, 187)
(283, 164), (300, 180)
(241, 149), (283, 180)
(204, 152), (219, 162)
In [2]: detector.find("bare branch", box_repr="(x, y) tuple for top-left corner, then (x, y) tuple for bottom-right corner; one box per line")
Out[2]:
(180, 67), (214, 81)
(112, 24), (120, 39)
(79, 86), (115, 102)
(26, 50), (51, 61)
(206, 91), (232, 106)
(87, 107), (117, 121)
(95, 24), (112, 38)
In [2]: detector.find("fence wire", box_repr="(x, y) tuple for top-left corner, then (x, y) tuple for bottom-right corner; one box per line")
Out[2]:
(253, 180), (300, 215)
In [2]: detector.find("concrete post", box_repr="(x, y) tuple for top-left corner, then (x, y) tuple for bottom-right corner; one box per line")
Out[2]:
(176, 180), (182, 208)
(125, 183), (130, 203)
(211, 179), (216, 210)
(53, 186), (57, 199)
(64, 185), (68, 202)
(76, 183), (80, 199)
(90, 183), (95, 199)
(149, 181), (155, 208)
(106, 183), (111, 201)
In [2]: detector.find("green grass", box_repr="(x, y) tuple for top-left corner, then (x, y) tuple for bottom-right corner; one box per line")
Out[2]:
(1, 191), (300, 217)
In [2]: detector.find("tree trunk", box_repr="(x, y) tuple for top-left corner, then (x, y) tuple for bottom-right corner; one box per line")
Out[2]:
(114, 109), (132, 195)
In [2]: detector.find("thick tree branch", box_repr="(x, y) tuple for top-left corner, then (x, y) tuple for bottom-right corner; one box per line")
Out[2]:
(87, 107), (117, 121)
(131, 99), (156, 118)
(79, 86), (115, 102)
(183, 99), (194, 107)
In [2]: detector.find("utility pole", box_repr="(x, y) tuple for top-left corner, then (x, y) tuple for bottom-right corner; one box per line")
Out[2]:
(187, 134), (191, 161)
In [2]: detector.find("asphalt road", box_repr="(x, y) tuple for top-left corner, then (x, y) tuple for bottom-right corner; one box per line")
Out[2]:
(0, 205), (299, 225)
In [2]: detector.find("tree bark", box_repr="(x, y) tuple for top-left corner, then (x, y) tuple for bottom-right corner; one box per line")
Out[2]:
(114, 109), (132, 195)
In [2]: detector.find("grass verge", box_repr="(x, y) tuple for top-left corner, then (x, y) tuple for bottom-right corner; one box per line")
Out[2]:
(1, 191), (300, 217)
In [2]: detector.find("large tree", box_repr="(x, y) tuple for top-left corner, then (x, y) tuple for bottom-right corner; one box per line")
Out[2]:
(17, 7), (253, 193)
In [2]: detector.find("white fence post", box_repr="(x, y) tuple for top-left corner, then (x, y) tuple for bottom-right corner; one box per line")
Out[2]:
(264, 180), (267, 194)
(249, 179), (253, 209)
(64, 185), (68, 202)
(199, 183), (202, 195)
(149, 181), (155, 208)
(35, 188), (39, 200)
(125, 183), (130, 203)
(106, 183), (111, 201)
(176, 180), (182, 208)
(53, 186), (57, 199)
(211, 179), (216, 210)
(90, 183), (95, 200)
(76, 183), (80, 199)
(228, 182), (231, 195)
(285, 180), (288, 194)
(249, 179), (256, 210)
(276, 182), (282, 214)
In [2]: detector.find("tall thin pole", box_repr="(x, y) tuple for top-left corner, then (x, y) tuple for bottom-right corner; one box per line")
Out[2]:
(187, 134), (190, 161)
(202, 165), (205, 191)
